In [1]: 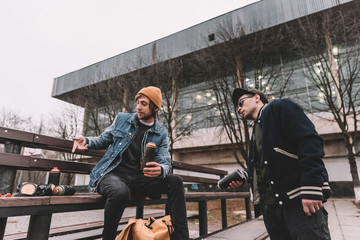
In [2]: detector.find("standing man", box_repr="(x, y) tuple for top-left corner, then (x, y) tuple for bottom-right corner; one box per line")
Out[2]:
(229, 88), (332, 239)
(72, 86), (189, 240)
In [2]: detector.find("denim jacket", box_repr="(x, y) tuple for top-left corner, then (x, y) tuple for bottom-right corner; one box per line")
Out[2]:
(86, 112), (172, 191)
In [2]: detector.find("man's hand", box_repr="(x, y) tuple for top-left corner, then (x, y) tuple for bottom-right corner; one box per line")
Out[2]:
(72, 136), (88, 153)
(143, 162), (161, 177)
(228, 180), (243, 189)
(302, 199), (323, 216)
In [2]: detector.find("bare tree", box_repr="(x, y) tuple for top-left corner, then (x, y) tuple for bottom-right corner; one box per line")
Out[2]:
(191, 18), (294, 168)
(67, 69), (141, 137)
(81, 76), (126, 136)
(47, 103), (85, 185)
(132, 54), (195, 156)
(0, 108), (41, 133)
(286, 6), (360, 202)
(0, 108), (48, 191)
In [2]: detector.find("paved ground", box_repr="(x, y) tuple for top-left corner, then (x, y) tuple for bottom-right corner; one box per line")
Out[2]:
(4, 198), (360, 240)
(327, 198), (360, 240)
(4, 208), (200, 239)
(204, 198), (360, 240)
(201, 219), (267, 240)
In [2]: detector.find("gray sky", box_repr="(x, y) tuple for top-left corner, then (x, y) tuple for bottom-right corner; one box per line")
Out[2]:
(0, 0), (258, 122)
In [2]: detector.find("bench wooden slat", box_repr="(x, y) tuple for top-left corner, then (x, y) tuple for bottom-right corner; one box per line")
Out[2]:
(49, 194), (102, 205)
(33, 134), (75, 150)
(172, 161), (227, 175)
(33, 134), (105, 157)
(0, 192), (250, 210)
(0, 196), (50, 207)
(179, 175), (219, 184)
(0, 127), (105, 157)
(29, 157), (95, 174)
(0, 153), (94, 174)
(0, 153), (31, 169)
(184, 191), (250, 201)
(0, 127), (34, 144)
(32, 133), (106, 157)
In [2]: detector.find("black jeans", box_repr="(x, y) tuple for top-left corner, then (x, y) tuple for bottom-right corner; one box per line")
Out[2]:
(262, 202), (331, 240)
(97, 172), (189, 240)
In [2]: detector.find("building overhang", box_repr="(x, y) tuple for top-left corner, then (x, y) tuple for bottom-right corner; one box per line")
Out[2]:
(52, 0), (354, 107)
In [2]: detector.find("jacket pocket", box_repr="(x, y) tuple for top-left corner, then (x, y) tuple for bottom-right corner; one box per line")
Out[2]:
(111, 129), (126, 138)
(273, 147), (298, 160)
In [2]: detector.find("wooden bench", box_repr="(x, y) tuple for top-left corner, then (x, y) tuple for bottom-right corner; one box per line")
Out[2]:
(0, 127), (251, 240)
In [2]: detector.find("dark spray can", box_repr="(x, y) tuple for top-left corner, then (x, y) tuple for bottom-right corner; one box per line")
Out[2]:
(48, 167), (60, 186)
(17, 182), (38, 196)
(217, 169), (248, 190)
(140, 142), (157, 170)
(37, 184), (56, 196)
(53, 185), (76, 196)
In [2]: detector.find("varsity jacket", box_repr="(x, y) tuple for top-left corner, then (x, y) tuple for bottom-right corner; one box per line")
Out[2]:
(247, 99), (332, 210)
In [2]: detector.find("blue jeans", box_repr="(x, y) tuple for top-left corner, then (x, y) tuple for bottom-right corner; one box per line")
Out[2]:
(97, 172), (189, 240)
(262, 202), (331, 240)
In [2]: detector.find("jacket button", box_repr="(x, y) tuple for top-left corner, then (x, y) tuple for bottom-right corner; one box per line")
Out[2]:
(279, 201), (283, 205)
(264, 161), (268, 164)
(270, 181), (274, 184)
(275, 193), (279, 197)
(119, 143), (122, 145)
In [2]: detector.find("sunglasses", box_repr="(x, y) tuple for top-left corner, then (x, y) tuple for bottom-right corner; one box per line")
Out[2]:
(237, 95), (254, 108)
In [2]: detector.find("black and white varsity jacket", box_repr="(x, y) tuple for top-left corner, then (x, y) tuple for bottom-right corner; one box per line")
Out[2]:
(247, 98), (332, 212)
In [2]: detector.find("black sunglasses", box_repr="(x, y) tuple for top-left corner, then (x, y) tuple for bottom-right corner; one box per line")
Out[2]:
(237, 95), (254, 108)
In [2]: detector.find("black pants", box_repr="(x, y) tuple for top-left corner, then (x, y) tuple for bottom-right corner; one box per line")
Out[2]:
(262, 202), (331, 240)
(97, 172), (189, 240)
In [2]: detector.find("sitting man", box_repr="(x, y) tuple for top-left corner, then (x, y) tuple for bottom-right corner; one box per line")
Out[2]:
(72, 86), (189, 240)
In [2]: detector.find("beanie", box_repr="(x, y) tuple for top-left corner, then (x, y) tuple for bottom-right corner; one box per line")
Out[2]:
(137, 86), (162, 109)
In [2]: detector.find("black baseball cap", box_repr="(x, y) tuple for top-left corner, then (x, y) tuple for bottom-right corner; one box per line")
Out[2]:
(232, 88), (268, 106)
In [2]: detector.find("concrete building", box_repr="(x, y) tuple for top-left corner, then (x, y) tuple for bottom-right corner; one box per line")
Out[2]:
(52, 0), (360, 196)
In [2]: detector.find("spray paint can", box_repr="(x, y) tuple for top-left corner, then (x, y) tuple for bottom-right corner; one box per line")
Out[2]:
(17, 182), (38, 196)
(53, 185), (76, 196)
(216, 169), (248, 190)
(17, 182), (55, 196)
(37, 184), (56, 196)
(140, 142), (157, 170)
(48, 167), (60, 186)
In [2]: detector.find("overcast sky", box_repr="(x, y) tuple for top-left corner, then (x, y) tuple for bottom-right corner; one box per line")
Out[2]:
(0, 0), (258, 122)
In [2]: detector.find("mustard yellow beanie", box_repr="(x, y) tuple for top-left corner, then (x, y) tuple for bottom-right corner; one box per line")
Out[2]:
(137, 86), (162, 109)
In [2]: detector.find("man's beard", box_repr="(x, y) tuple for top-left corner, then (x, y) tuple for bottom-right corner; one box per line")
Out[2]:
(139, 112), (154, 121)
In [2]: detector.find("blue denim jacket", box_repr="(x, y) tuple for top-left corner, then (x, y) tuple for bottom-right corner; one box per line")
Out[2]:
(86, 112), (172, 191)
